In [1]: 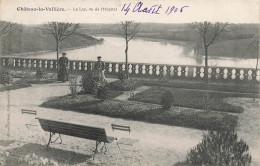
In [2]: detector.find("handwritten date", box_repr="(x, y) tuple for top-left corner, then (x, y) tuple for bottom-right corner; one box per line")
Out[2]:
(121, 1), (189, 15)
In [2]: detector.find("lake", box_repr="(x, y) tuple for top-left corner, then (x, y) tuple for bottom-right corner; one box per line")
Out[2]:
(26, 36), (257, 68)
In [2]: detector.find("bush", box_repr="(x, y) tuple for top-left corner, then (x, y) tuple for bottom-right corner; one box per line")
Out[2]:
(161, 91), (174, 110)
(187, 131), (251, 166)
(35, 69), (46, 80)
(69, 72), (79, 98)
(0, 66), (13, 84)
(81, 71), (99, 94)
(97, 84), (109, 99)
(118, 71), (126, 83)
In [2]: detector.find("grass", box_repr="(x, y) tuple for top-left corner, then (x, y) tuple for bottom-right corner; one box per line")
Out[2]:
(130, 86), (247, 113)
(41, 94), (238, 131)
(0, 82), (31, 92)
(0, 70), (58, 92)
(107, 79), (143, 91)
(139, 79), (259, 94)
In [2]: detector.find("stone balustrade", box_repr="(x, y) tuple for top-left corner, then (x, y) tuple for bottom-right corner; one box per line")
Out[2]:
(0, 57), (259, 82)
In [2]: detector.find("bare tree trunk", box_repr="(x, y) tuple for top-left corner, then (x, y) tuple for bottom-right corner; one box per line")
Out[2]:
(9, 32), (12, 54)
(254, 51), (259, 101)
(19, 29), (22, 55)
(56, 41), (60, 79)
(3, 36), (6, 54)
(204, 45), (209, 83)
(125, 41), (129, 79)
(6, 86), (10, 137)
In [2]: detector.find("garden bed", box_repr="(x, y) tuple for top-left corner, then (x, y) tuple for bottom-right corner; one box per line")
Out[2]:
(130, 86), (246, 113)
(41, 94), (238, 131)
(139, 79), (260, 94)
(107, 79), (143, 91)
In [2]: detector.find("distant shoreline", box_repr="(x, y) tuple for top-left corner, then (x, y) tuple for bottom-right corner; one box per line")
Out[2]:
(92, 33), (194, 55)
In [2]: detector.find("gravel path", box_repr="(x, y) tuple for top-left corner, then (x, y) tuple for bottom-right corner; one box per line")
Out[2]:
(0, 82), (259, 165)
(225, 98), (260, 165)
(0, 82), (203, 166)
(113, 86), (151, 101)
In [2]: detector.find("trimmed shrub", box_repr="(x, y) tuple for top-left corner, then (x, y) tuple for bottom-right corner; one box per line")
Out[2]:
(69, 72), (78, 98)
(161, 91), (174, 110)
(81, 71), (99, 94)
(118, 71), (126, 83)
(0, 66), (13, 84)
(187, 131), (251, 166)
(35, 69), (46, 80)
(97, 84), (109, 99)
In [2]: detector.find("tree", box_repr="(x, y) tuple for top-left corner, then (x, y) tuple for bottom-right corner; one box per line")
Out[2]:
(39, 22), (80, 75)
(0, 21), (15, 37)
(244, 34), (259, 101)
(189, 22), (227, 83)
(118, 21), (140, 79)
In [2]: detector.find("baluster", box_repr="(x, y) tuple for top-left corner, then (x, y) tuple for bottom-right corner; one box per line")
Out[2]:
(134, 64), (139, 75)
(162, 66), (167, 77)
(256, 70), (260, 82)
(248, 70), (253, 81)
(239, 69), (244, 81)
(200, 67), (204, 78)
(223, 69), (228, 79)
(184, 66), (188, 77)
(155, 65), (160, 76)
(129, 64), (133, 74)
(142, 65), (146, 75)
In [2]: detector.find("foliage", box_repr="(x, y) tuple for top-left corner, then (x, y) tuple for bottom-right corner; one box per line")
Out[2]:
(118, 71), (127, 83)
(96, 83), (109, 99)
(42, 95), (238, 131)
(132, 86), (244, 113)
(81, 71), (99, 94)
(161, 91), (174, 110)
(18, 153), (68, 166)
(0, 66), (13, 84)
(187, 131), (251, 166)
(202, 92), (211, 112)
(0, 151), (8, 166)
(108, 79), (143, 91)
(35, 69), (46, 80)
(69, 72), (79, 98)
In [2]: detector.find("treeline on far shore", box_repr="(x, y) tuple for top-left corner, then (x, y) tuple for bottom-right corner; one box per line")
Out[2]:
(0, 25), (103, 56)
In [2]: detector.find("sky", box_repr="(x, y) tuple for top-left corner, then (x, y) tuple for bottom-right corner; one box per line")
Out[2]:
(0, 0), (259, 24)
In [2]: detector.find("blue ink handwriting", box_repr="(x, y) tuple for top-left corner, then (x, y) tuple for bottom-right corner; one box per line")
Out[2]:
(121, 1), (189, 15)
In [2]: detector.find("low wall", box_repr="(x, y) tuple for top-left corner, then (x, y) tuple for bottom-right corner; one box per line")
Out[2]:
(0, 57), (259, 82)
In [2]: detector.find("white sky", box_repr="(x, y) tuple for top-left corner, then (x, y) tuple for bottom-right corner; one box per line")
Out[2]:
(0, 0), (259, 24)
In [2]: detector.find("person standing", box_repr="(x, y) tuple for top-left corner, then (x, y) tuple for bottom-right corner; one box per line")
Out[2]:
(58, 52), (69, 82)
(94, 56), (106, 81)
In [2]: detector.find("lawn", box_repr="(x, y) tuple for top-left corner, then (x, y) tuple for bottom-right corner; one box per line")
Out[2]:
(140, 79), (259, 94)
(0, 70), (59, 92)
(131, 86), (247, 113)
(41, 94), (238, 131)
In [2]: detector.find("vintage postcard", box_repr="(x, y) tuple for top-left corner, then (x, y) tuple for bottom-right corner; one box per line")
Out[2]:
(0, 0), (259, 165)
